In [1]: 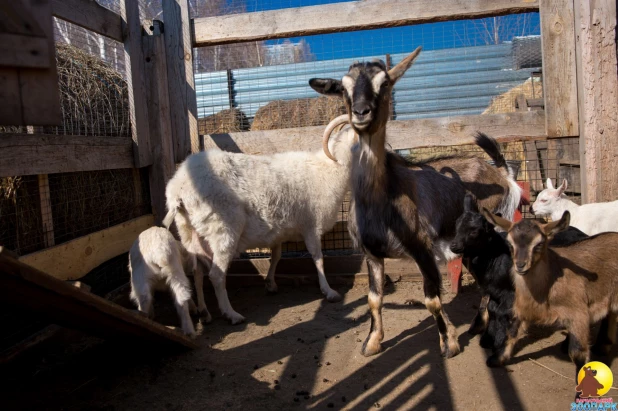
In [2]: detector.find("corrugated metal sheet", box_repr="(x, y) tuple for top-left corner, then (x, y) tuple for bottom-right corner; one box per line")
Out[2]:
(194, 37), (541, 122)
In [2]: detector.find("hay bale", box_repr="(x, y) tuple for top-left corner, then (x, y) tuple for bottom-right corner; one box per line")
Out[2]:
(198, 108), (249, 134)
(251, 96), (346, 131)
(483, 78), (543, 115)
(46, 43), (130, 137)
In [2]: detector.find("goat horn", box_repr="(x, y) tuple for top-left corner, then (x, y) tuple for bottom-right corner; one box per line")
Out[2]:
(322, 114), (349, 162)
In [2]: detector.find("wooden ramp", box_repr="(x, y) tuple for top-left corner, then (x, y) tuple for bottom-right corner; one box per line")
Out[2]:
(0, 247), (197, 350)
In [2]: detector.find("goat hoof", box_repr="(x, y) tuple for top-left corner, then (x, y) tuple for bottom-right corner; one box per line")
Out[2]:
(479, 333), (494, 349)
(226, 312), (246, 325)
(325, 290), (342, 303)
(441, 341), (461, 359)
(198, 310), (213, 324)
(265, 283), (278, 294)
(486, 355), (504, 368)
(361, 340), (383, 357)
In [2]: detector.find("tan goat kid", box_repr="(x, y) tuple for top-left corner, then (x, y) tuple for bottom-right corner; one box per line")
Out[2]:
(482, 209), (618, 386)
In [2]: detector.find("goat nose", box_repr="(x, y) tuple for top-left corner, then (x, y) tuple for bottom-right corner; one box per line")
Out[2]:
(353, 107), (371, 117)
(516, 262), (526, 271)
(529, 205), (534, 214)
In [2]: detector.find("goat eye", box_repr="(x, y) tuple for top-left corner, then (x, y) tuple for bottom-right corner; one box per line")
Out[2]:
(540, 199), (547, 203)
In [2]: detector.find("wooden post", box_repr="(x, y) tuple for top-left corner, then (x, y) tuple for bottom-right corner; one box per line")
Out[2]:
(143, 21), (176, 225)
(38, 174), (55, 248)
(539, 0), (579, 138)
(574, 0), (618, 203)
(121, 0), (152, 168)
(162, 0), (199, 162)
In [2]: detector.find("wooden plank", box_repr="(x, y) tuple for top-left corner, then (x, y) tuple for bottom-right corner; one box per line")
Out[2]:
(144, 21), (175, 224)
(0, 134), (134, 177)
(51, 0), (124, 42)
(193, 0), (540, 46)
(203, 111), (547, 154)
(524, 141), (544, 192)
(0, 325), (63, 365)
(546, 139), (561, 183)
(0, 1), (47, 37)
(574, 0), (618, 203)
(0, 247), (196, 349)
(121, 0), (151, 168)
(38, 174), (55, 248)
(163, 0), (199, 162)
(18, 0), (62, 126)
(19, 214), (155, 281)
(540, 0), (579, 137)
(0, 68), (23, 124)
(0, 33), (50, 68)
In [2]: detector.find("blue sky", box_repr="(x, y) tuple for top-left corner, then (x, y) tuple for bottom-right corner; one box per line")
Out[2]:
(241, 0), (540, 61)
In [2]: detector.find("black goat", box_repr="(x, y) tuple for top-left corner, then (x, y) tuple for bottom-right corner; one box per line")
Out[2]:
(450, 194), (589, 357)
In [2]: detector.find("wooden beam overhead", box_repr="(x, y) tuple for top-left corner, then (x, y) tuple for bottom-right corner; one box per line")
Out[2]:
(193, 0), (540, 46)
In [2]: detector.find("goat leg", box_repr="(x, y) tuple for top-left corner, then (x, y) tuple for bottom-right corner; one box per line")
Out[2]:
(591, 312), (617, 356)
(469, 294), (490, 335)
(304, 232), (341, 302)
(487, 318), (524, 367)
(414, 248), (460, 358)
(264, 243), (282, 294)
(361, 256), (385, 356)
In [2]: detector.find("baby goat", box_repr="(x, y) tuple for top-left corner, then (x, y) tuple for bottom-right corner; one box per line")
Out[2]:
(482, 210), (618, 382)
(129, 227), (208, 337)
(531, 178), (618, 235)
(450, 194), (588, 354)
(310, 47), (522, 358)
(164, 124), (357, 324)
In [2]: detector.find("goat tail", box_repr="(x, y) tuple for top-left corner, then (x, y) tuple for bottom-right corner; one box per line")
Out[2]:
(475, 132), (522, 221)
(474, 132), (512, 177)
(163, 199), (181, 230)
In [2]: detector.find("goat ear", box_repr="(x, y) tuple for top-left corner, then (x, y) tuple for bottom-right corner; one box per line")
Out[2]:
(309, 78), (344, 96)
(557, 178), (568, 195)
(463, 193), (477, 212)
(545, 211), (570, 237)
(388, 46), (422, 84)
(481, 207), (512, 231)
(546, 178), (554, 189)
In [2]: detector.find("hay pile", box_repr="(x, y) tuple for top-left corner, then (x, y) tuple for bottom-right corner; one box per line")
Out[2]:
(251, 96), (346, 131)
(46, 43), (130, 137)
(0, 43), (146, 257)
(483, 77), (543, 115)
(198, 108), (250, 134)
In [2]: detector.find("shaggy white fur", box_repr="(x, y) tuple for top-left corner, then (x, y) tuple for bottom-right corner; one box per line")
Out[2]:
(163, 125), (358, 324)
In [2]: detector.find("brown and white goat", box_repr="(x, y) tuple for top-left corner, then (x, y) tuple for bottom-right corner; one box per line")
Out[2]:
(482, 209), (618, 380)
(310, 47), (522, 358)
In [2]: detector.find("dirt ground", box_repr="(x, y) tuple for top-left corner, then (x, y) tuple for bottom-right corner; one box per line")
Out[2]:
(2, 278), (617, 411)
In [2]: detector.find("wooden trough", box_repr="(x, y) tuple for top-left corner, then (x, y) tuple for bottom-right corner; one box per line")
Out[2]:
(0, 247), (197, 351)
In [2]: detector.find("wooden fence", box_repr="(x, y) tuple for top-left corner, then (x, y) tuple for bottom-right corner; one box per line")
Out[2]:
(1, 0), (616, 284)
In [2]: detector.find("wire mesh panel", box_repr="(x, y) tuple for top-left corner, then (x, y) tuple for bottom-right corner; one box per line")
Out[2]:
(193, 13), (542, 134)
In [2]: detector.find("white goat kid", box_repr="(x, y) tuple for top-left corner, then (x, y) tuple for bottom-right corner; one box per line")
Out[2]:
(129, 226), (210, 336)
(531, 178), (618, 235)
(164, 122), (357, 324)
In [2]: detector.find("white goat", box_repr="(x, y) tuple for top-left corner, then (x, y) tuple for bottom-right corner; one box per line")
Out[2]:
(129, 226), (211, 336)
(530, 178), (618, 235)
(163, 122), (357, 324)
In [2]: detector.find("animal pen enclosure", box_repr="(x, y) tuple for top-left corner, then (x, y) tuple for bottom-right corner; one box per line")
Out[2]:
(1, 0), (618, 400)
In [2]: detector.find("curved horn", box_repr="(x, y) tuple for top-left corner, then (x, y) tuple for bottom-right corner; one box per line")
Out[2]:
(322, 114), (349, 162)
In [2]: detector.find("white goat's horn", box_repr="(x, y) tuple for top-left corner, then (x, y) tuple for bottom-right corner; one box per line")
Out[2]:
(322, 114), (349, 162)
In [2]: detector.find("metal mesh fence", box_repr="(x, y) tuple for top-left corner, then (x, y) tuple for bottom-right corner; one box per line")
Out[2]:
(193, 13), (542, 134)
